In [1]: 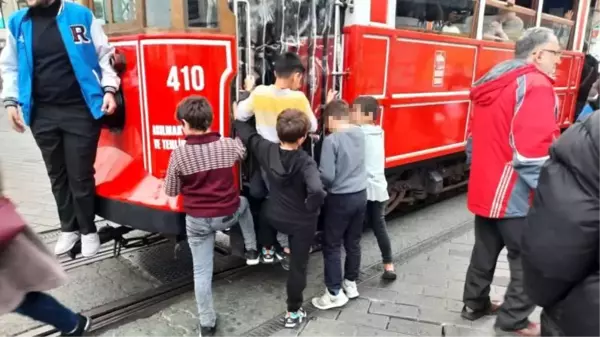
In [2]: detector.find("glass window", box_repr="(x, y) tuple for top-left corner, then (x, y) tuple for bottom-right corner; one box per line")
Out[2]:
(2, 0), (21, 24)
(92, 0), (108, 23)
(112, 0), (137, 23)
(395, 0), (476, 37)
(146, 0), (171, 28)
(187, 0), (218, 28)
(540, 0), (575, 48)
(480, 0), (535, 43)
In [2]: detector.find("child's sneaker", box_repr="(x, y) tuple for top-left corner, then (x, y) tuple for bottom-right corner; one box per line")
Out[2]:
(276, 251), (291, 271)
(311, 289), (349, 310)
(284, 308), (306, 328)
(245, 250), (260, 265)
(342, 279), (359, 299)
(261, 247), (275, 263)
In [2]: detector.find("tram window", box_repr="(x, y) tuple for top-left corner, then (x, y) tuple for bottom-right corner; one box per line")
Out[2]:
(480, 0), (535, 43)
(1, 0), (20, 27)
(146, 0), (171, 28)
(395, 0), (475, 37)
(112, 0), (136, 23)
(187, 0), (218, 28)
(540, 0), (575, 48)
(92, 0), (107, 23)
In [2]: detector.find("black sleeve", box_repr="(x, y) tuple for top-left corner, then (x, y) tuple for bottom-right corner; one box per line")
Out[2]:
(302, 156), (327, 213)
(233, 120), (274, 169)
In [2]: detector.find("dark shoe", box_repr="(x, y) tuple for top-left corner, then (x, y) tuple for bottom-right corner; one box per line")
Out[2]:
(61, 315), (91, 336)
(276, 251), (291, 271)
(461, 301), (501, 321)
(245, 249), (260, 265)
(200, 325), (216, 336)
(382, 270), (397, 280)
(284, 308), (306, 328)
(494, 322), (540, 336)
(261, 247), (275, 264)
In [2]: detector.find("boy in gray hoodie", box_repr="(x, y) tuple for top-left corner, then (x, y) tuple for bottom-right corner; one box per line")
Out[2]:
(353, 96), (396, 280)
(312, 99), (367, 310)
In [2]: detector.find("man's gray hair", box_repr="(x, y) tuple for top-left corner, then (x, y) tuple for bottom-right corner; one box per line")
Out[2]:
(514, 27), (557, 60)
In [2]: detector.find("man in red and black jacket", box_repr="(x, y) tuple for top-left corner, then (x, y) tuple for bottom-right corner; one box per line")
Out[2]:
(461, 27), (561, 336)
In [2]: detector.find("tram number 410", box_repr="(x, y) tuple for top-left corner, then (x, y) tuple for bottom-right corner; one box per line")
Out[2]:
(166, 65), (205, 92)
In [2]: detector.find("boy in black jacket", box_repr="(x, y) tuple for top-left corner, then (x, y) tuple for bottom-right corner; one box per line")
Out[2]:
(234, 108), (326, 328)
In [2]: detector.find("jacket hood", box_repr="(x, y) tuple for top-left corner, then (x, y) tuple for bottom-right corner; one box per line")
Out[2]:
(360, 124), (383, 136)
(268, 147), (310, 185)
(470, 60), (549, 106)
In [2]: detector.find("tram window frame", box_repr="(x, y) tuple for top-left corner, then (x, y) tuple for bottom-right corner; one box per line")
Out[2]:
(538, 0), (576, 49)
(477, 0), (537, 43)
(394, 0), (479, 38)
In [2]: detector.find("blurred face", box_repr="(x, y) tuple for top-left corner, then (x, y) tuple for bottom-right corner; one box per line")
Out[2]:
(532, 36), (562, 78)
(26, 0), (54, 7)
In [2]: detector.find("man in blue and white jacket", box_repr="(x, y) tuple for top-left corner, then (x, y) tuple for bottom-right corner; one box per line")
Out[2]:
(0, 0), (120, 258)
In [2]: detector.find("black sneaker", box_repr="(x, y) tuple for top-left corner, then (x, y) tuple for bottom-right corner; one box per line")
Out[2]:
(200, 325), (216, 336)
(284, 308), (306, 328)
(276, 251), (291, 271)
(245, 249), (260, 265)
(61, 315), (91, 336)
(261, 247), (275, 264)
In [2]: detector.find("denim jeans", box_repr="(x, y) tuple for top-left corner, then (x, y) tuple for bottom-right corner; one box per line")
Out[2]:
(14, 292), (79, 334)
(322, 190), (367, 293)
(186, 196), (257, 328)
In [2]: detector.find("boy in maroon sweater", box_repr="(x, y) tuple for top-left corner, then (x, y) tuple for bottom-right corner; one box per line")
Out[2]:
(163, 96), (259, 336)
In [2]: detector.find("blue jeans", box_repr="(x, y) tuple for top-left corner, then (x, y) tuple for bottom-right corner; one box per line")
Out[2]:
(14, 292), (79, 334)
(186, 196), (257, 328)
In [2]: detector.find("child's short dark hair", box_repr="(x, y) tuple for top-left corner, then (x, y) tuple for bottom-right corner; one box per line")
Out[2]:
(274, 52), (306, 78)
(324, 99), (350, 119)
(276, 109), (310, 143)
(352, 96), (380, 120)
(176, 95), (213, 131)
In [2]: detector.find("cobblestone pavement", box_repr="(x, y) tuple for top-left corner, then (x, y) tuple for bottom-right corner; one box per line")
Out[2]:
(275, 230), (542, 337)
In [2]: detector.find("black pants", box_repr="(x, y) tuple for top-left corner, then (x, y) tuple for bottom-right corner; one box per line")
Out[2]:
(261, 214), (316, 312)
(323, 190), (367, 293)
(540, 310), (565, 336)
(30, 104), (101, 235)
(366, 201), (393, 264)
(463, 215), (535, 331)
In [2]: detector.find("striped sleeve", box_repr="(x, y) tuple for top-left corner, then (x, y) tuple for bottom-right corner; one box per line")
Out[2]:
(164, 151), (181, 197)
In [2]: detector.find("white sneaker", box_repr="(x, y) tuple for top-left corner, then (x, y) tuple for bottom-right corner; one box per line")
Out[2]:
(343, 279), (359, 299)
(55, 232), (80, 255)
(311, 288), (349, 310)
(81, 233), (101, 257)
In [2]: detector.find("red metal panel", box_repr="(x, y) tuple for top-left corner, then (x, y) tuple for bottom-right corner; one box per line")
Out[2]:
(554, 55), (572, 88)
(388, 37), (476, 93)
(353, 34), (388, 97)
(370, 0), (388, 24)
(475, 47), (512, 81)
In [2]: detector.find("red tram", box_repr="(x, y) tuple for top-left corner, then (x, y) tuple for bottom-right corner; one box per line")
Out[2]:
(45, 0), (590, 257)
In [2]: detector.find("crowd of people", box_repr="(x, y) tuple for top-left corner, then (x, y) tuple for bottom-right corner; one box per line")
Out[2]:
(0, 0), (598, 337)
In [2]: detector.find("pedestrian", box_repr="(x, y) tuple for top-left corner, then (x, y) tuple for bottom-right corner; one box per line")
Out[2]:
(352, 96), (396, 280)
(235, 52), (319, 269)
(233, 109), (326, 328)
(521, 110), (599, 337)
(163, 95), (260, 337)
(0, 166), (92, 336)
(312, 99), (367, 310)
(461, 27), (562, 336)
(0, 0), (120, 257)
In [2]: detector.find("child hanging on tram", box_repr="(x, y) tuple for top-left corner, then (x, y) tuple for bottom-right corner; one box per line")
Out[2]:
(312, 99), (368, 310)
(235, 52), (318, 269)
(352, 96), (397, 280)
(234, 109), (326, 328)
(163, 96), (260, 337)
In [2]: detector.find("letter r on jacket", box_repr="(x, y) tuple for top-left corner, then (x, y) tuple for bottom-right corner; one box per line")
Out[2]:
(70, 25), (91, 44)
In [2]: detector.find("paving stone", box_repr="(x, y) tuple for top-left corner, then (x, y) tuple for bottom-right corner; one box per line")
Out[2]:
(358, 286), (399, 302)
(356, 326), (411, 336)
(448, 248), (472, 258)
(338, 309), (390, 330)
(401, 273), (448, 288)
(446, 299), (464, 313)
(373, 280), (424, 296)
(299, 318), (357, 336)
(442, 324), (493, 336)
(271, 328), (301, 337)
(422, 285), (447, 298)
(387, 318), (441, 336)
(395, 294), (446, 310)
(369, 302), (419, 320)
(344, 298), (371, 313)
(496, 261), (510, 270)
(312, 308), (341, 320)
(418, 308), (472, 327)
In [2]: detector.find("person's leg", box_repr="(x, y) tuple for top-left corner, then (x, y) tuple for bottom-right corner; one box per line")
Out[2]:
(186, 215), (218, 333)
(276, 232), (291, 271)
(312, 194), (350, 310)
(462, 215), (505, 320)
(60, 105), (101, 257)
(14, 292), (90, 335)
(258, 203), (277, 263)
(233, 196), (259, 265)
(30, 106), (79, 255)
(342, 191), (367, 299)
(368, 200), (395, 279)
(494, 217), (537, 334)
(283, 224), (315, 328)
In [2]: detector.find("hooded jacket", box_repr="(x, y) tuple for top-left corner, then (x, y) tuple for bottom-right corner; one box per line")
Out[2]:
(466, 60), (560, 218)
(521, 111), (599, 336)
(360, 124), (389, 202)
(234, 120), (326, 229)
